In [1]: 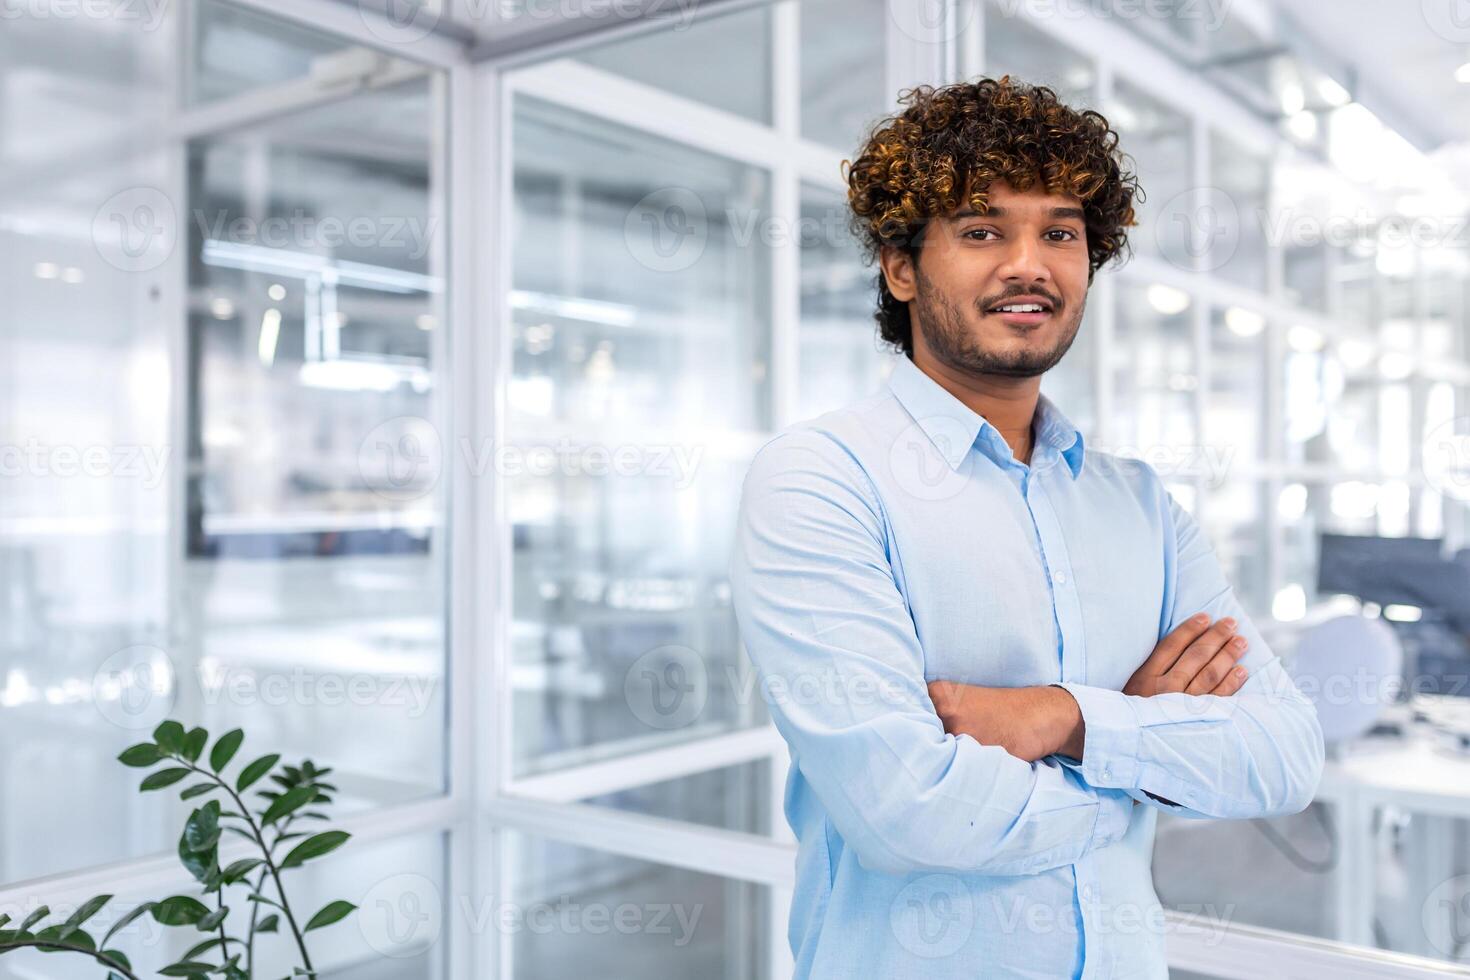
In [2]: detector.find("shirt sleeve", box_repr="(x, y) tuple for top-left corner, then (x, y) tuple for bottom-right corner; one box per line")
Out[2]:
(730, 428), (1135, 876)
(1053, 474), (1325, 820)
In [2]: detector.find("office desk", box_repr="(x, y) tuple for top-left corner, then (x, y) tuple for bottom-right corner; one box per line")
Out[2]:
(1316, 728), (1470, 958)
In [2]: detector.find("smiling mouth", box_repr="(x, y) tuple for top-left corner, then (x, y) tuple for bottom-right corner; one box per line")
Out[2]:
(985, 300), (1055, 326)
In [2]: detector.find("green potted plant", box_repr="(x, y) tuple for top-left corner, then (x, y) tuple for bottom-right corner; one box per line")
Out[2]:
(0, 720), (357, 979)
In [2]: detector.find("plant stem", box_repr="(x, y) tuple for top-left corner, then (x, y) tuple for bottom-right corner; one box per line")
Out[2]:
(181, 760), (316, 978)
(0, 939), (143, 980)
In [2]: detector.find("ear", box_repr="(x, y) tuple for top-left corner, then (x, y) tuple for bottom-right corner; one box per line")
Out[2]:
(878, 243), (918, 302)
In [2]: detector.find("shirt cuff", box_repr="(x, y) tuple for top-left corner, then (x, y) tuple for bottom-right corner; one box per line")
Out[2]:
(1051, 683), (1143, 790)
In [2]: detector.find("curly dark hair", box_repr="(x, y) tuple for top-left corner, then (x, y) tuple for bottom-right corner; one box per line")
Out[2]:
(844, 75), (1142, 356)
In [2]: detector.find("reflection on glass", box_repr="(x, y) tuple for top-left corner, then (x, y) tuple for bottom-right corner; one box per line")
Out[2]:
(509, 94), (771, 776)
(190, 0), (364, 106)
(797, 183), (897, 419)
(1110, 282), (1196, 465)
(799, 0), (887, 151)
(509, 833), (769, 980)
(573, 3), (771, 125)
(181, 79), (449, 822)
(582, 760), (773, 835)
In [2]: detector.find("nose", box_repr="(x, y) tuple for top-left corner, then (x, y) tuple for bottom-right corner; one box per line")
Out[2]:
(994, 235), (1050, 285)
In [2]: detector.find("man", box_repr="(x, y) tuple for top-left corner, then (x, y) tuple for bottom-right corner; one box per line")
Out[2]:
(729, 77), (1323, 979)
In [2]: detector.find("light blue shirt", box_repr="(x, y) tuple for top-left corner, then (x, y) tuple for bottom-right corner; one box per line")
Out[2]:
(730, 353), (1324, 979)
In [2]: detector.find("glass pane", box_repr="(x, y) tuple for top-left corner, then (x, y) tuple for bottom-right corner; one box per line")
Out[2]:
(509, 94), (772, 776)
(1109, 282), (1196, 463)
(1211, 132), (1270, 291)
(796, 183), (898, 419)
(581, 760), (774, 835)
(181, 79), (449, 814)
(508, 833), (770, 979)
(1205, 305), (1266, 468)
(799, 0), (887, 151)
(1, 5), (177, 883)
(573, 3), (771, 125)
(979, 6), (1096, 107)
(1108, 79), (1192, 269)
(189, 0), (373, 106)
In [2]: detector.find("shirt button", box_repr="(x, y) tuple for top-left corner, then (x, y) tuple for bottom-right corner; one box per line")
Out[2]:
(1102, 765), (1113, 778)
(1054, 571), (1067, 585)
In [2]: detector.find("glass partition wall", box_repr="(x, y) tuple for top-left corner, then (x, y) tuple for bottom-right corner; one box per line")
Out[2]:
(3, 1), (1469, 979)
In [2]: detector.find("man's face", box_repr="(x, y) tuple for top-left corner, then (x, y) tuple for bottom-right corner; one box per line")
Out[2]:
(881, 180), (1091, 378)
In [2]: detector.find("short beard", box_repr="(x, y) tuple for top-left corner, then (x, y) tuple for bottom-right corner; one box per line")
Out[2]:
(913, 265), (1084, 378)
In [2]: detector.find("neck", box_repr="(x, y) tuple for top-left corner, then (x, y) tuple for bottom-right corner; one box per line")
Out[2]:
(909, 345), (1041, 465)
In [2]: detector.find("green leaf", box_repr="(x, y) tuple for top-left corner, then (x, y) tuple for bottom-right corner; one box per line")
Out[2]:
(210, 729), (244, 772)
(182, 726), (208, 763)
(180, 782), (218, 800)
(35, 923), (95, 950)
(182, 935), (226, 959)
(256, 913), (279, 933)
(280, 831), (350, 869)
(153, 720), (186, 753)
(100, 948), (131, 970)
(19, 906), (49, 931)
(236, 754), (280, 792)
(196, 906), (228, 932)
(141, 767), (191, 791)
(61, 894), (111, 932)
(221, 857), (264, 882)
(260, 785), (316, 826)
(183, 800), (223, 853)
(304, 900), (356, 932)
(152, 895), (210, 926)
(159, 960), (215, 976)
(118, 743), (164, 767)
(177, 831), (216, 886)
(101, 901), (156, 947)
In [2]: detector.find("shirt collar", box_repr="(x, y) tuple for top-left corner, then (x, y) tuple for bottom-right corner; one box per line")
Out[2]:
(886, 354), (1085, 478)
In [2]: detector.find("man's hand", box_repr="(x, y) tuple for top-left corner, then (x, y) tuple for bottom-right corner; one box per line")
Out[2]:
(1123, 613), (1250, 697)
(926, 682), (1081, 763)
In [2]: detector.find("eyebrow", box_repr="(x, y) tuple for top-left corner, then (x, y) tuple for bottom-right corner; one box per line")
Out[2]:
(951, 206), (1086, 221)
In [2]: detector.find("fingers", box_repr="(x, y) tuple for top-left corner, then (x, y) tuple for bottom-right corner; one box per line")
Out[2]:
(1163, 618), (1242, 692)
(1184, 644), (1248, 695)
(1208, 662), (1250, 696)
(1143, 612), (1214, 674)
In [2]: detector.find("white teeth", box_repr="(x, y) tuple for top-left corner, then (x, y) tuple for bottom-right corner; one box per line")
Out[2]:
(995, 303), (1045, 313)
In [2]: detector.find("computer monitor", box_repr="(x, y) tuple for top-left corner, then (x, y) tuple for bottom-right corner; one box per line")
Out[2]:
(1316, 533), (1444, 606)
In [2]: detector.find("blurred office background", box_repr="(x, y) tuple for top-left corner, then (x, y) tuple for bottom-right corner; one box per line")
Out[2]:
(3, 0), (1470, 977)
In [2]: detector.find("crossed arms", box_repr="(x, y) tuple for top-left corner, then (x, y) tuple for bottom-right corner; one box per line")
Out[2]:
(729, 431), (1325, 878)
